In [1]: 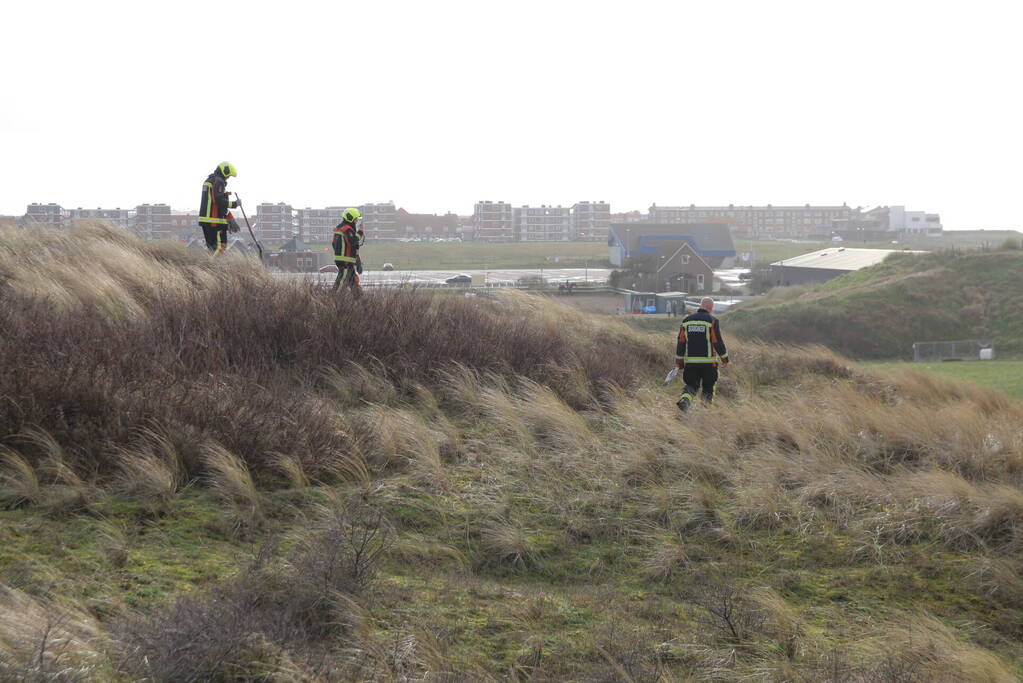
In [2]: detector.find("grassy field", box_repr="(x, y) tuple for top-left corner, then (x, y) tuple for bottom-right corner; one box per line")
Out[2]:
(4, 223), (1023, 680)
(865, 359), (1023, 400)
(307, 240), (611, 270)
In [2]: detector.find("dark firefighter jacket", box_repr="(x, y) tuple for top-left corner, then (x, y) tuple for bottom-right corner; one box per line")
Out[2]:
(199, 171), (236, 228)
(676, 308), (729, 365)
(332, 221), (363, 264)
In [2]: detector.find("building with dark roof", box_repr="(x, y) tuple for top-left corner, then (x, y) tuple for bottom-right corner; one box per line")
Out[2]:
(608, 222), (736, 269)
(395, 208), (460, 239)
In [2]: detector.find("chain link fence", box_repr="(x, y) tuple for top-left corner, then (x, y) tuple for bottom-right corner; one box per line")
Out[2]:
(912, 339), (995, 362)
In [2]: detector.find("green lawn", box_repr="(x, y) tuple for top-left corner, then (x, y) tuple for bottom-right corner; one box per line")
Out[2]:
(306, 241), (611, 270)
(864, 359), (1023, 399)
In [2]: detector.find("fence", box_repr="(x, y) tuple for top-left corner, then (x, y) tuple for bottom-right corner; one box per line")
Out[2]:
(912, 339), (995, 362)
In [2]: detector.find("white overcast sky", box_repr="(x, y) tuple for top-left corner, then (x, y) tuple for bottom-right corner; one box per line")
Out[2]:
(2, 0), (1021, 229)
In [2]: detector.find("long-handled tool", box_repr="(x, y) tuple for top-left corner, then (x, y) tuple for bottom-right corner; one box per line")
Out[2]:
(233, 193), (263, 262)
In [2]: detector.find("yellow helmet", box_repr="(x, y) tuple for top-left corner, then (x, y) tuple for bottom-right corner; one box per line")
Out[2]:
(217, 162), (237, 178)
(343, 207), (361, 223)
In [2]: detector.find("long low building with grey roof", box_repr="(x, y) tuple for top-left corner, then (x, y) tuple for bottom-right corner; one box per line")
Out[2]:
(771, 247), (926, 286)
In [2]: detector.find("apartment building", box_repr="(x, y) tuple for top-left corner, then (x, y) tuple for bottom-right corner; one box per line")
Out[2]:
(133, 204), (173, 240)
(649, 204), (857, 239)
(69, 207), (133, 231)
(513, 205), (571, 241)
(570, 201), (611, 241)
(296, 207), (347, 243)
(360, 202), (397, 240)
(255, 203), (296, 243)
(167, 212), (200, 240)
(473, 201), (514, 241)
(24, 203), (67, 230)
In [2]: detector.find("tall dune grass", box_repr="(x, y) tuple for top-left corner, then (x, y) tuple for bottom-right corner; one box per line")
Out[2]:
(3, 223), (1023, 678)
(0, 223), (662, 483)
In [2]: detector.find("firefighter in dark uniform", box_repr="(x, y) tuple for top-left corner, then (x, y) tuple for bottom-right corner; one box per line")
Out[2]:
(198, 162), (240, 254)
(332, 208), (365, 294)
(675, 296), (729, 412)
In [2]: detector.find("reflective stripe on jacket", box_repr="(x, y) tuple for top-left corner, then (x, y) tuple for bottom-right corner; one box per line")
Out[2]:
(676, 308), (728, 365)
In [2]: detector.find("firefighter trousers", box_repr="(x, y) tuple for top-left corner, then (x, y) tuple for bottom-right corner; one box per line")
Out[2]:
(682, 364), (718, 403)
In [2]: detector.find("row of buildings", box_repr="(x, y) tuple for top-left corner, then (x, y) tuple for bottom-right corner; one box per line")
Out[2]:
(18, 200), (942, 244)
(251, 200), (613, 243)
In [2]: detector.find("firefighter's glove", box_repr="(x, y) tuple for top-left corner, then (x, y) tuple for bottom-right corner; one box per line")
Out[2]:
(676, 359), (685, 369)
(356, 257), (364, 275)
(228, 218), (241, 234)
(233, 195), (242, 208)
(720, 357), (730, 367)
(357, 229), (365, 245)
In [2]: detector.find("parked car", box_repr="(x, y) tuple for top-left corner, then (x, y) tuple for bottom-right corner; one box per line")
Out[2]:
(445, 274), (472, 284)
(318, 264), (338, 273)
(382, 263), (395, 271)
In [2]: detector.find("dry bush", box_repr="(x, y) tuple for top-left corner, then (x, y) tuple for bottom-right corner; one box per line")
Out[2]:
(869, 614), (1015, 682)
(201, 442), (264, 534)
(513, 379), (597, 453)
(479, 520), (537, 570)
(322, 360), (398, 407)
(480, 381), (534, 452)
(12, 428), (96, 514)
(294, 492), (396, 596)
(750, 587), (804, 661)
(271, 452), (310, 489)
(642, 536), (690, 582)
(111, 433), (181, 508)
(0, 584), (108, 681)
(94, 518), (131, 569)
(117, 496), (393, 681)
(353, 405), (448, 486)
(680, 577), (768, 643)
(964, 556), (1023, 609)
(0, 446), (41, 508)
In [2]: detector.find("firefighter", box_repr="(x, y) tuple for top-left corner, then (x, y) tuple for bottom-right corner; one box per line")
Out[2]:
(332, 208), (365, 294)
(675, 296), (729, 412)
(198, 162), (241, 254)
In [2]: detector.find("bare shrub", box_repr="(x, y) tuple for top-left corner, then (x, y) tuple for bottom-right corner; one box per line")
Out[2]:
(680, 578), (768, 643)
(294, 492), (396, 596)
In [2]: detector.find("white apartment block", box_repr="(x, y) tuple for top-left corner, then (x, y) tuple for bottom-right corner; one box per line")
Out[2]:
(296, 207), (347, 243)
(514, 205), (571, 241)
(473, 201), (514, 241)
(133, 204), (173, 240)
(25, 203), (67, 230)
(360, 202), (397, 240)
(255, 203), (296, 243)
(570, 201), (610, 241)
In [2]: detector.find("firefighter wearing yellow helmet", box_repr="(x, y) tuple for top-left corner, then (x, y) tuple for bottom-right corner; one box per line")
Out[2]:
(332, 208), (365, 295)
(198, 162), (240, 254)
